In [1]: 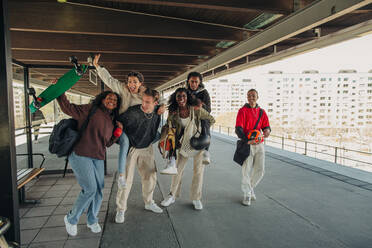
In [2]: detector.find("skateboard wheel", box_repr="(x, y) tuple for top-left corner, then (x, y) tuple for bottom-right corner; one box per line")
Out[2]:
(33, 102), (41, 109)
(37, 97), (43, 102)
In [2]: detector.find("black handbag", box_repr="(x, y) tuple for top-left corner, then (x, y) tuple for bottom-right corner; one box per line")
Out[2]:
(233, 109), (263, 166)
(49, 105), (97, 157)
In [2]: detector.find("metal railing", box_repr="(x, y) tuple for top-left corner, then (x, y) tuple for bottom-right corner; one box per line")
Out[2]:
(211, 125), (372, 169)
(15, 125), (53, 137)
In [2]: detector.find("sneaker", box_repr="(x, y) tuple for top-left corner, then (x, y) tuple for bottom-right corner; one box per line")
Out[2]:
(145, 201), (163, 213)
(160, 164), (178, 175)
(115, 210), (125, 223)
(87, 223), (101, 233)
(202, 151), (210, 165)
(251, 189), (256, 201)
(161, 195), (175, 207)
(118, 175), (126, 189)
(242, 195), (251, 206)
(64, 215), (77, 236)
(160, 158), (177, 175)
(192, 200), (203, 210)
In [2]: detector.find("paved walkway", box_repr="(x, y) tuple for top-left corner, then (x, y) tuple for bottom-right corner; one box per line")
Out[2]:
(17, 134), (372, 247)
(100, 134), (372, 248)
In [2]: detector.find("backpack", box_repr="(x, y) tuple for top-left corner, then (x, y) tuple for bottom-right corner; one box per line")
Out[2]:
(49, 106), (97, 157)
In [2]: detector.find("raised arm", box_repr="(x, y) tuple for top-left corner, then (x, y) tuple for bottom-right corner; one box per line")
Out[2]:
(56, 93), (91, 119)
(94, 54), (129, 96)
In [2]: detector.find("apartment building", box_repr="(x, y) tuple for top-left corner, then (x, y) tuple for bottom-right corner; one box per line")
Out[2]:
(265, 70), (372, 130)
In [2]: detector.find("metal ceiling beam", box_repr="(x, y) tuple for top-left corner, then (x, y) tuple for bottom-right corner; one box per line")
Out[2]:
(31, 71), (175, 77)
(98, 64), (189, 72)
(30, 67), (180, 72)
(8, 1), (244, 42)
(202, 19), (372, 83)
(105, 0), (292, 14)
(11, 31), (218, 57)
(157, 0), (372, 91)
(12, 51), (201, 66)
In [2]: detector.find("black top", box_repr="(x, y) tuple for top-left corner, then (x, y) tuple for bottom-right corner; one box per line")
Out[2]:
(188, 86), (211, 113)
(118, 105), (161, 148)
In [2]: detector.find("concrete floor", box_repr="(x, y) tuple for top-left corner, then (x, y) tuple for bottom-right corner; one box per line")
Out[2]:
(100, 135), (372, 248)
(16, 134), (372, 248)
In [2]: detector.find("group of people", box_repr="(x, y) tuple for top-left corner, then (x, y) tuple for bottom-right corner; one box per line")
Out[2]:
(58, 54), (270, 237)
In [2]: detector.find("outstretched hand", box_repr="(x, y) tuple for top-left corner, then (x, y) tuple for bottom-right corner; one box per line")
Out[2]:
(157, 104), (166, 115)
(263, 129), (270, 138)
(116, 121), (123, 130)
(93, 54), (101, 68)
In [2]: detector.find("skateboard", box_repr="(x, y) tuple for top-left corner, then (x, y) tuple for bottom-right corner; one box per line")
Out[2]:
(29, 56), (89, 113)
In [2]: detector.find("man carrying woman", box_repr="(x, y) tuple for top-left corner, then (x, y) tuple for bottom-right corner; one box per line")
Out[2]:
(115, 88), (164, 223)
(93, 54), (165, 189)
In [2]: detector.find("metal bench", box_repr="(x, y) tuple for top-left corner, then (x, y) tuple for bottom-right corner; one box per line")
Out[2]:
(16, 153), (45, 204)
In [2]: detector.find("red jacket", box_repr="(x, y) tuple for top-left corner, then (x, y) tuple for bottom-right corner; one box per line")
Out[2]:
(235, 104), (270, 143)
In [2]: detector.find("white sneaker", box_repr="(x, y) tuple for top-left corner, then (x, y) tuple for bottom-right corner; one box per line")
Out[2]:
(161, 195), (175, 207)
(242, 195), (251, 206)
(64, 215), (77, 236)
(192, 200), (203, 210)
(87, 223), (101, 233)
(251, 189), (256, 201)
(115, 210), (125, 223)
(160, 165), (178, 176)
(118, 175), (126, 189)
(202, 151), (210, 165)
(145, 201), (163, 213)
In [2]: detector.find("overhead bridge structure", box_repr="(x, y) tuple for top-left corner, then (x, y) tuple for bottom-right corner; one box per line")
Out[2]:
(1, 0), (372, 244)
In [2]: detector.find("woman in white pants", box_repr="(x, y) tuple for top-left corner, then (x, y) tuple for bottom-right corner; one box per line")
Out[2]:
(161, 88), (215, 210)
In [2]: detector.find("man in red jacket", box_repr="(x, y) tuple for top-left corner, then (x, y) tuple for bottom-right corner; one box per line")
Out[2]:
(235, 89), (271, 206)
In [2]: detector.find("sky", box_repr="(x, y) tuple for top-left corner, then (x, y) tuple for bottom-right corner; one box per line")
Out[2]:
(230, 33), (372, 78)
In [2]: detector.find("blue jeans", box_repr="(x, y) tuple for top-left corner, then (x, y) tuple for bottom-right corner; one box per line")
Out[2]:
(118, 131), (130, 174)
(67, 152), (104, 225)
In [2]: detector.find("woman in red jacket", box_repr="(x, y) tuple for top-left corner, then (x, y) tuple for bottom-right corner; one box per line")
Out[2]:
(235, 89), (271, 206)
(57, 91), (121, 236)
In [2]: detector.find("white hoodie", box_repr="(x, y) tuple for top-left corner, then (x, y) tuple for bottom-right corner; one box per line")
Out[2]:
(96, 66), (143, 115)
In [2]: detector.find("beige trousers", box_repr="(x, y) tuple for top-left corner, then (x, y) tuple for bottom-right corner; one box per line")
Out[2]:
(116, 145), (157, 212)
(241, 143), (265, 196)
(170, 151), (205, 200)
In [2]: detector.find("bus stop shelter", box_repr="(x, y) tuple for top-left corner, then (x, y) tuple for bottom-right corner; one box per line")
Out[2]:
(1, 0), (372, 244)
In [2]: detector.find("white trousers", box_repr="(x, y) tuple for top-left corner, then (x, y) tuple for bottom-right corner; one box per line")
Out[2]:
(116, 145), (157, 212)
(241, 143), (265, 196)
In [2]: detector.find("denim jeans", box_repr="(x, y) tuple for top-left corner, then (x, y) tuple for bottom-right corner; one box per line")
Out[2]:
(118, 131), (130, 174)
(67, 152), (104, 225)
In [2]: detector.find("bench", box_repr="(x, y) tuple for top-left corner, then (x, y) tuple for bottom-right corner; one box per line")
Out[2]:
(16, 153), (45, 204)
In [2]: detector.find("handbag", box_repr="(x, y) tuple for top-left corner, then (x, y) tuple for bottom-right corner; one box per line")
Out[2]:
(158, 121), (177, 159)
(49, 105), (98, 157)
(190, 123), (210, 150)
(233, 109), (263, 166)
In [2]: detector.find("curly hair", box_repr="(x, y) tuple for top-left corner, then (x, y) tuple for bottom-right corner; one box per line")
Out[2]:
(168, 87), (198, 113)
(91, 91), (121, 121)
